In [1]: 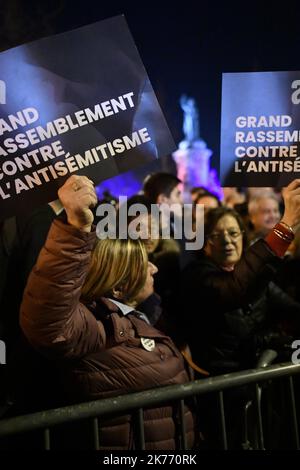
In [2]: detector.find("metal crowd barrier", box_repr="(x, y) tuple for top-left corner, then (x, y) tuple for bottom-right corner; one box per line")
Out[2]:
(0, 361), (299, 450)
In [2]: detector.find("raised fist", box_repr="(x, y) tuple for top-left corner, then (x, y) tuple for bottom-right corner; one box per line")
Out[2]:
(282, 179), (300, 230)
(58, 175), (98, 232)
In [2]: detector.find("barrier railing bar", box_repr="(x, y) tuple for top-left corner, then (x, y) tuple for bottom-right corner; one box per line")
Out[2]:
(0, 362), (299, 438)
(288, 376), (299, 449)
(178, 399), (187, 450)
(43, 428), (50, 450)
(133, 408), (145, 450)
(92, 417), (100, 450)
(218, 391), (228, 450)
(255, 383), (265, 450)
(242, 399), (253, 450)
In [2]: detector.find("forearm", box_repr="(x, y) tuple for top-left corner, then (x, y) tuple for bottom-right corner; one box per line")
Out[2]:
(20, 219), (97, 353)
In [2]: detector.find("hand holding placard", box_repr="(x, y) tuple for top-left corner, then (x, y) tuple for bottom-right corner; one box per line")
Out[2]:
(281, 179), (300, 230)
(58, 175), (97, 232)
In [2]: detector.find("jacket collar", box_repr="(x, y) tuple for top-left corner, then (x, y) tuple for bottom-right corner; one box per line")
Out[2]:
(107, 298), (134, 316)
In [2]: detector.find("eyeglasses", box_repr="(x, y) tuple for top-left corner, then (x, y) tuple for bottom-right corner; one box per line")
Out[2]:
(208, 229), (244, 244)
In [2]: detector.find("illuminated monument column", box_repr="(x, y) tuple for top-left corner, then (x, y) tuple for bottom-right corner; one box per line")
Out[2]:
(172, 95), (221, 201)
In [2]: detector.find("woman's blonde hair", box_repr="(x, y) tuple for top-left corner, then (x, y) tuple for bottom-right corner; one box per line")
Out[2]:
(81, 238), (148, 306)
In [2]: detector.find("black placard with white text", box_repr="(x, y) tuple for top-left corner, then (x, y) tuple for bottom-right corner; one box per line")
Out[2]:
(0, 15), (175, 219)
(220, 71), (300, 187)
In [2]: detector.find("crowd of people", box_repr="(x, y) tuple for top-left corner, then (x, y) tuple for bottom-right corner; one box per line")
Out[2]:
(1, 171), (300, 449)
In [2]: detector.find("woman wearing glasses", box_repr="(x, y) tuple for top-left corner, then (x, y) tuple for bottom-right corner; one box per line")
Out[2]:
(181, 186), (300, 448)
(181, 180), (300, 376)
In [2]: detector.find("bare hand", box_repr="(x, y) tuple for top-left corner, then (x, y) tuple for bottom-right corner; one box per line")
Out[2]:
(58, 175), (97, 232)
(282, 179), (300, 230)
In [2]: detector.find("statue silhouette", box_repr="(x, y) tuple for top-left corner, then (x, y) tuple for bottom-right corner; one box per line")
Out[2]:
(180, 94), (200, 143)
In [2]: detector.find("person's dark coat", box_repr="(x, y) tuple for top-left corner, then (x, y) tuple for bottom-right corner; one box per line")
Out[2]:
(180, 241), (296, 374)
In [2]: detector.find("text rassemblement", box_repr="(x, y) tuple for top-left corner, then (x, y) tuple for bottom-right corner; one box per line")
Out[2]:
(0, 91), (135, 156)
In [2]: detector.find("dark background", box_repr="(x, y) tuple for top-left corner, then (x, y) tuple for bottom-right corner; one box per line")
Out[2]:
(1, 0), (300, 174)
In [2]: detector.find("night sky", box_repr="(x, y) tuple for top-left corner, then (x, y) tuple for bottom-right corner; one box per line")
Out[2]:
(1, 0), (300, 175)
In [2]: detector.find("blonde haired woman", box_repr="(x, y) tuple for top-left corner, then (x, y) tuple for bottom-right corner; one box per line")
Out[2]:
(20, 175), (195, 450)
(82, 237), (152, 306)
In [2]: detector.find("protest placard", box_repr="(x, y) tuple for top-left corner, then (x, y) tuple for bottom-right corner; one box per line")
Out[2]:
(0, 15), (175, 219)
(221, 71), (300, 187)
